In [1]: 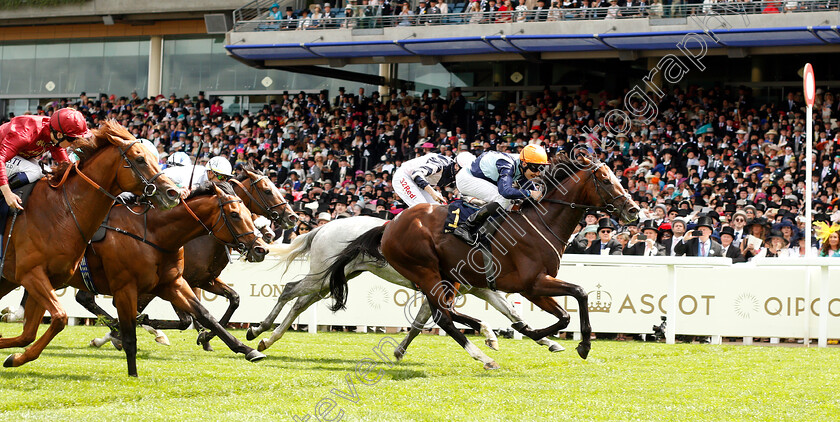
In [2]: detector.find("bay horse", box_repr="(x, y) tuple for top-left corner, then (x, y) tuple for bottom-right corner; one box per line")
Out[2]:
(245, 216), (564, 356)
(65, 182), (268, 376)
(0, 120), (181, 370)
(77, 165), (298, 351)
(326, 154), (640, 369)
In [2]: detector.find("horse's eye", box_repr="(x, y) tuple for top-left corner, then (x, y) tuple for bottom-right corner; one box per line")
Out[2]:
(231, 212), (241, 220)
(136, 156), (145, 165)
(264, 189), (272, 195)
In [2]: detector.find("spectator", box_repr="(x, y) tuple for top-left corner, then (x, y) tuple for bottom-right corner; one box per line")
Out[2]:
(675, 216), (724, 257)
(816, 222), (840, 256)
(605, 0), (622, 19)
(268, 3), (283, 21)
(323, 3), (337, 28)
(514, 0), (529, 21)
(624, 220), (665, 256)
(587, 218), (624, 255)
(719, 226), (746, 262)
(567, 225), (598, 254)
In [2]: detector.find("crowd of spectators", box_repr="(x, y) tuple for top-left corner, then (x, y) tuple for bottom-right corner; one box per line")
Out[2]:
(8, 81), (840, 259)
(258, 0), (837, 29)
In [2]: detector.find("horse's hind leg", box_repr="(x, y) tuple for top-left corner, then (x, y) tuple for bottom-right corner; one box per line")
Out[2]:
(258, 289), (324, 352)
(524, 274), (591, 359)
(196, 278), (240, 351)
(113, 288), (139, 377)
(4, 270), (68, 368)
(247, 276), (323, 341)
(469, 287), (564, 352)
(157, 277), (264, 362)
(0, 299), (44, 349)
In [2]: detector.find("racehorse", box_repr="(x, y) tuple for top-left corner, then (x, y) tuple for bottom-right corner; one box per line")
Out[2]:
(0, 120), (181, 370)
(245, 216), (565, 356)
(326, 154), (640, 369)
(77, 165), (297, 351)
(65, 182), (268, 376)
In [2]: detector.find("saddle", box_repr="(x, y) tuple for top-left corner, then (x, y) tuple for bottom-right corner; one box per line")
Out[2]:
(444, 198), (500, 291)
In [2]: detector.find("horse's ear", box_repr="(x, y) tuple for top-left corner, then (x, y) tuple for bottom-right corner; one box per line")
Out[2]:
(212, 183), (225, 197)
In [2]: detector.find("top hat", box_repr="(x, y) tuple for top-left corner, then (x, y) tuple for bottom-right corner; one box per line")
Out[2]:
(597, 217), (616, 232)
(695, 216), (715, 230)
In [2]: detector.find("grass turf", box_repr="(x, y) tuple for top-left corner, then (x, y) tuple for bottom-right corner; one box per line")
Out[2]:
(0, 323), (837, 421)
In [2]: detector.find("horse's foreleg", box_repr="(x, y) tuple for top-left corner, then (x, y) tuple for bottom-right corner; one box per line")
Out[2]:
(0, 299), (44, 349)
(395, 297), (433, 361)
(113, 288), (139, 377)
(196, 278), (240, 350)
(258, 290), (323, 352)
(526, 274), (590, 359)
(247, 277), (322, 341)
(470, 287), (564, 352)
(157, 277), (264, 362)
(4, 270), (68, 368)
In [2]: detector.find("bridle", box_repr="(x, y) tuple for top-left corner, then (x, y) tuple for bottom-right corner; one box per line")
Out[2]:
(230, 174), (290, 222)
(539, 162), (632, 216)
(181, 194), (261, 254)
(50, 140), (169, 242)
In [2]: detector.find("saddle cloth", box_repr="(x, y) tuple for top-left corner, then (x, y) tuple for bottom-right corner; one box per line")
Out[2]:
(0, 181), (38, 254)
(443, 199), (480, 234)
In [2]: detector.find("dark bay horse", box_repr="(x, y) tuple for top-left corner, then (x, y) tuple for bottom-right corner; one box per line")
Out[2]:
(66, 182), (268, 376)
(326, 154), (640, 369)
(77, 165), (297, 351)
(0, 120), (180, 370)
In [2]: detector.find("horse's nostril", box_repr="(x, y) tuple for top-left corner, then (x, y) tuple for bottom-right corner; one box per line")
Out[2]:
(254, 246), (267, 255)
(166, 188), (179, 199)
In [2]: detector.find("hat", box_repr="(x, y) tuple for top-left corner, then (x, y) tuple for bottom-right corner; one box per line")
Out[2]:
(695, 216), (715, 230)
(317, 212), (332, 222)
(581, 225), (598, 235)
(719, 226), (735, 239)
(597, 218), (616, 232)
(766, 229), (785, 242)
(639, 219), (659, 233)
(745, 217), (771, 231)
(421, 142), (435, 149)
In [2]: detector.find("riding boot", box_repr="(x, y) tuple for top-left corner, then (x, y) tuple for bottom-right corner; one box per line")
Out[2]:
(453, 202), (502, 245)
(7, 173), (30, 190)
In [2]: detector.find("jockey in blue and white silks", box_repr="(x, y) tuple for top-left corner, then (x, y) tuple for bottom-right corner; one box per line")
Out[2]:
(393, 153), (458, 207)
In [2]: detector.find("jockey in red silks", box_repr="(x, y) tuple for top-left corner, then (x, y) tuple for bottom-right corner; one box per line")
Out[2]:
(0, 108), (91, 211)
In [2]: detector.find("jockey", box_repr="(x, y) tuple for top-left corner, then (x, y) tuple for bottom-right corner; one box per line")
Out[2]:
(453, 144), (549, 244)
(0, 108), (90, 211)
(163, 155), (232, 191)
(392, 151), (458, 207)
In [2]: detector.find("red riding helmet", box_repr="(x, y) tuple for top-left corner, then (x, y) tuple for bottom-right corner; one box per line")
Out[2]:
(49, 108), (91, 139)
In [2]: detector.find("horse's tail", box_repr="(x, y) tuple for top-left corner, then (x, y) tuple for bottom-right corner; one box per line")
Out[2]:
(267, 225), (325, 277)
(327, 224), (386, 312)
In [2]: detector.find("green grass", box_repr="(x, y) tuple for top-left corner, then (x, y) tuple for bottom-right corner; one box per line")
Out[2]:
(0, 323), (837, 421)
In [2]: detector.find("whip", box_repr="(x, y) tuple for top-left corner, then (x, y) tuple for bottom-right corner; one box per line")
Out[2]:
(0, 210), (19, 279)
(187, 139), (205, 189)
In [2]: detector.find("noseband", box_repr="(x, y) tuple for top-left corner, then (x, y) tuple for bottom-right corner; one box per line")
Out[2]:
(182, 195), (261, 254)
(230, 176), (289, 222)
(118, 140), (166, 204)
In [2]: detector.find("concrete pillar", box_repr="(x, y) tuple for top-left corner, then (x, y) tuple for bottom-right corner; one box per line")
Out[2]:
(148, 35), (163, 97)
(751, 56), (763, 83)
(378, 63), (391, 99)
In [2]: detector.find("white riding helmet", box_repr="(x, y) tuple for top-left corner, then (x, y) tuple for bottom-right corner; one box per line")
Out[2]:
(167, 151), (191, 167)
(137, 139), (160, 163)
(207, 156), (233, 177)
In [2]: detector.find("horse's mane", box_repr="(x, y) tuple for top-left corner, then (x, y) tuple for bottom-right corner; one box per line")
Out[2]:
(47, 120), (131, 184)
(186, 181), (236, 200)
(542, 153), (598, 195)
(235, 164), (264, 182)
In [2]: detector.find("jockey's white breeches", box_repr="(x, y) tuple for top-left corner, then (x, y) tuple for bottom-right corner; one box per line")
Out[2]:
(393, 167), (437, 207)
(455, 168), (512, 210)
(5, 155), (43, 184)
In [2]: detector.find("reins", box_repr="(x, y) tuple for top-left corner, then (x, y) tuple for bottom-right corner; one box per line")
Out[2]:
(230, 176), (289, 222)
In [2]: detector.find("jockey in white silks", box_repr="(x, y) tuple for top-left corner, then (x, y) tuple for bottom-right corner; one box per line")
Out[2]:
(452, 144), (549, 245)
(392, 152), (458, 207)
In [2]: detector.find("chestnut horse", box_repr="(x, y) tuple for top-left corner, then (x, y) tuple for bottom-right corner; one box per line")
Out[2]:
(326, 154), (640, 369)
(65, 182), (268, 376)
(0, 120), (180, 370)
(77, 165), (297, 351)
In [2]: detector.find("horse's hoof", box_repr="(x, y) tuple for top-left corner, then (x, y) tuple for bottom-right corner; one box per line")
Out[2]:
(155, 334), (170, 346)
(257, 339), (268, 352)
(245, 327), (259, 341)
(201, 341), (214, 352)
(548, 343), (566, 353)
(3, 354), (16, 368)
(394, 350), (405, 362)
(485, 338), (500, 351)
(89, 339), (101, 348)
(246, 350), (266, 362)
(483, 361), (500, 370)
(111, 339), (123, 351)
(576, 343), (590, 360)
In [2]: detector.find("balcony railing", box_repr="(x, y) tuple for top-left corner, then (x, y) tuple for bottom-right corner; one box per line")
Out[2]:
(232, 0), (839, 32)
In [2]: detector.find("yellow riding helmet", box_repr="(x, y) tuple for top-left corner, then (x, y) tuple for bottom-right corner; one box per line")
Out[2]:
(520, 144), (550, 165)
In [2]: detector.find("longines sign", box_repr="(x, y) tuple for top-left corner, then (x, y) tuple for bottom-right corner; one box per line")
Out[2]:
(1, 260), (837, 338)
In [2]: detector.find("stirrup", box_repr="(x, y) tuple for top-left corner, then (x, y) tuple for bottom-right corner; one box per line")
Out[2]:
(453, 226), (479, 246)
